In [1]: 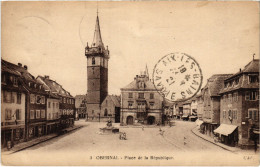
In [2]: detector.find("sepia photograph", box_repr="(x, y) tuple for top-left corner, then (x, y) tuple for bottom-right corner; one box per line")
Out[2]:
(1, 1), (259, 166)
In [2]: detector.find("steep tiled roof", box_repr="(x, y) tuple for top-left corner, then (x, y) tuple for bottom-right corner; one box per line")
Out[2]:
(75, 95), (87, 99)
(37, 75), (73, 98)
(121, 78), (156, 91)
(2, 59), (46, 94)
(227, 59), (259, 80)
(109, 95), (121, 107)
(219, 59), (259, 94)
(204, 74), (233, 96)
(243, 59), (259, 73)
(2, 59), (37, 83)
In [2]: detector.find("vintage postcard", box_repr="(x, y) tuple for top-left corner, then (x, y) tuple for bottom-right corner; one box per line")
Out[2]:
(1, 1), (259, 166)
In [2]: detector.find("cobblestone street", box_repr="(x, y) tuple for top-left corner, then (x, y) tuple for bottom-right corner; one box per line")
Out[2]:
(2, 120), (258, 166)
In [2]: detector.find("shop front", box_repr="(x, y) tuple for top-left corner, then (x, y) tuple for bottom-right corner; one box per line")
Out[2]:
(214, 124), (238, 147)
(1, 125), (25, 148)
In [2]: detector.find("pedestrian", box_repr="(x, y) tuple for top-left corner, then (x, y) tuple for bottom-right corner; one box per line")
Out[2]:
(142, 125), (144, 131)
(254, 137), (257, 153)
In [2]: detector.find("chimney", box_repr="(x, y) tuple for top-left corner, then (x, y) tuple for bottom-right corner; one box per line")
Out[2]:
(24, 65), (28, 70)
(44, 75), (49, 79)
(18, 63), (22, 67)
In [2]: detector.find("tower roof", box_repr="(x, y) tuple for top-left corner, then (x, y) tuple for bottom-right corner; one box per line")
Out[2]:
(85, 14), (109, 58)
(92, 15), (104, 49)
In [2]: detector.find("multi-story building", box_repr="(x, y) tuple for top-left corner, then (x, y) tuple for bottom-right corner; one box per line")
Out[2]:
(85, 14), (110, 121)
(175, 102), (184, 119)
(182, 100), (191, 121)
(46, 94), (60, 135)
(163, 100), (174, 123)
(1, 60), (26, 147)
(2, 60), (48, 141)
(75, 95), (87, 119)
(37, 75), (75, 130)
(196, 93), (203, 120)
(120, 71), (163, 125)
(216, 58), (259, 148)
(190, 97), (198, 121)
(201, 74), (233, 137)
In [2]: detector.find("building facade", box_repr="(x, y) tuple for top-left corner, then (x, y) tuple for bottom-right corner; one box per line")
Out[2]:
(216, 58), (259, 148)
(75, 95), (87, 119)
(196, 93), (203, 120)
(46, 96), (60, 135)
(190, 97), (198, 121)
(100, 95), (121, 123)
(1, 61), (26, 147)
(182, 100), (191, 121)
(201, 74), (233, 137)
(120, 71), (163, 125)
(175, 102), (183, 119)
(37, 75), (75, 130)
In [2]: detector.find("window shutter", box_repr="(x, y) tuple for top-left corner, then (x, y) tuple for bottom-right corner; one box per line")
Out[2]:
(245, 92), (250, 101)
(11, 92), (15, 103)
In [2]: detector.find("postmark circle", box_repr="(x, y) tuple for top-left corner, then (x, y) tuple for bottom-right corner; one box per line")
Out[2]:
(152, 52), (203, 102)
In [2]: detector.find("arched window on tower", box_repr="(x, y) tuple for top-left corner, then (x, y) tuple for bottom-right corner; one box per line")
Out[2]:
(92, 57), (95, 65)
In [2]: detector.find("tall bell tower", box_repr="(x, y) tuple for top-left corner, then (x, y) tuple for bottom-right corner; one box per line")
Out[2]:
(85, 14), (109, 118)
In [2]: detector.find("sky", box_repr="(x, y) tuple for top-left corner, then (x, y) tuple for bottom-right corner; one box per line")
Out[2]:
(2, 1), (259, 96)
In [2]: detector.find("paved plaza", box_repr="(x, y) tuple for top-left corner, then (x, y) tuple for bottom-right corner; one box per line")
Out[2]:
(2, 120), (258, 166)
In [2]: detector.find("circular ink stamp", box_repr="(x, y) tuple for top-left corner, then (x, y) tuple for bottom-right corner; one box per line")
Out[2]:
(152, 52), (203, 102)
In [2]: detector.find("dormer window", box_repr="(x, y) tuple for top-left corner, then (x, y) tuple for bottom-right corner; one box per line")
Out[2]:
(224, 82), (228, 88)
(2, 74), (6, 84)
(249, 75), (259, 83)
(13, 77), (18, 86)
(28, 82), (31, 87)
(234, 78), (239, 86)
(139, 82), (145, 89)
(92, 57), (95, 65)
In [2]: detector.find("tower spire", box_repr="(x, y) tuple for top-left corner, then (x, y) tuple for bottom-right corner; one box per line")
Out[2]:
(92, 10), (104, 48)
(145, 64), (149, 79)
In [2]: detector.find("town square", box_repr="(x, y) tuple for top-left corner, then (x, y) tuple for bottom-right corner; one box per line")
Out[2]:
(1, 1), (259, 166)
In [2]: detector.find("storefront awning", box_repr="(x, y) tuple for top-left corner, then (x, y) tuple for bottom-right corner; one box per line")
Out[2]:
(189, 116), (197, 119)
(214, 124), (237, 136)
(182, 115), (189, 118)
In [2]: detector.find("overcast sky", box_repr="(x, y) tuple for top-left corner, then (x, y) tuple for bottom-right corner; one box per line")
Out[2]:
(2, 1), (259, 96)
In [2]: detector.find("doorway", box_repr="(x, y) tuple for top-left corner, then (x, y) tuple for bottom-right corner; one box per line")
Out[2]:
(126, 116), (134, 125)
(147, 116), (155, 125)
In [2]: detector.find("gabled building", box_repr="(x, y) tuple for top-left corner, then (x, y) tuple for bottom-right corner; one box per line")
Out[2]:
(163, 99), (174, 123)
(100, 95), (121, 123)
(1, 60), (27, 147)
(175, 102), (184, 119)
(182, 100), (191, 121)
(190, 97), (198, 121)
(75, 95), (87, 119)
(196, 93), (203, 120)
(216, 58), (259, 148)
(201, 74), (233, 137)
(37, 75), (75, 130)
(2, 60), (48, 142)
(120, 70), (163, 125)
